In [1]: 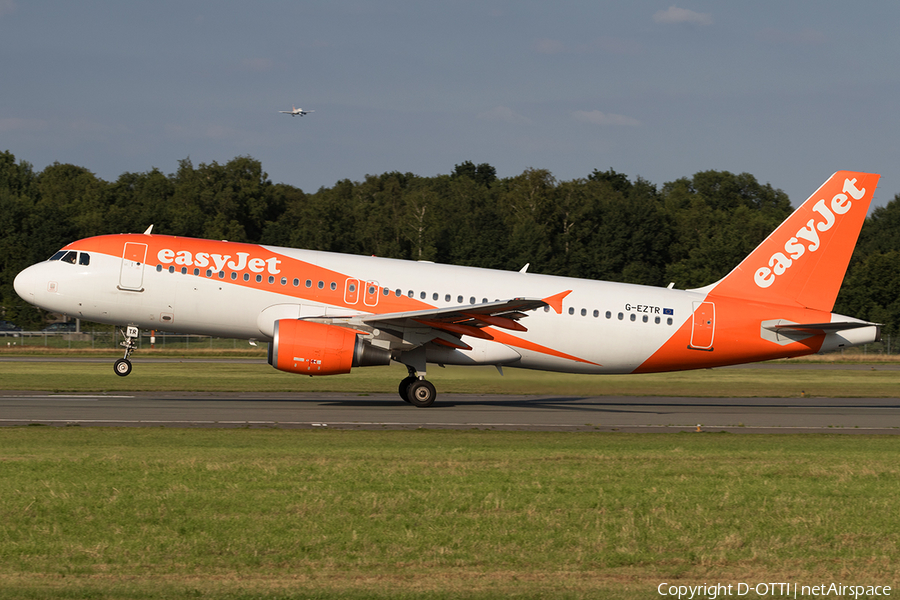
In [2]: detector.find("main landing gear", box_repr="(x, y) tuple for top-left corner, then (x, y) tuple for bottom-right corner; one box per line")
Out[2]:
(113, 325), (139, 377)
(398, 365), (437, 408)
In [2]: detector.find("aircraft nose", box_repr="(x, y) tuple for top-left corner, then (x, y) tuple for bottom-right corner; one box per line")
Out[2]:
(14, 265), (38, 304)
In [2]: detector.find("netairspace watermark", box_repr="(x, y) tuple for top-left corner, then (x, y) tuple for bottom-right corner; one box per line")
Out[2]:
(657, 582), (892, 599)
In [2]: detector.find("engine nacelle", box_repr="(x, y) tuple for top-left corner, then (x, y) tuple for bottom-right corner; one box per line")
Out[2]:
(268, 319), (391, 376)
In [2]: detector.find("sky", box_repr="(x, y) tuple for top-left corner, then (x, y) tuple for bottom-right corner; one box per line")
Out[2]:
(2, 1), (899, 209)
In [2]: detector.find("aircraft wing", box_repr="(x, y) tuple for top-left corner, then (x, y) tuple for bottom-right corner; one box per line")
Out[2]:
(306, 291), (570, 351)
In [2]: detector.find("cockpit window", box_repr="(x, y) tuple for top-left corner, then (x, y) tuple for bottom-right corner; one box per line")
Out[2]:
(48, 250), (90, 265)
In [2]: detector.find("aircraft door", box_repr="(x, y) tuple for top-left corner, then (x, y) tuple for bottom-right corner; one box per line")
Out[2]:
(119, 242), (148, 291)
(689, 301), (715, 350)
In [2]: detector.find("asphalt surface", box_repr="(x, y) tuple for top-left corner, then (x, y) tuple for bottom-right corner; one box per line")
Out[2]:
(2, 390), (899, 434)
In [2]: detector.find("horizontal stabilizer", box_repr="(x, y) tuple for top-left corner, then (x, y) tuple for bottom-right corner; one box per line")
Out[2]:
(765, 321), (878, 334)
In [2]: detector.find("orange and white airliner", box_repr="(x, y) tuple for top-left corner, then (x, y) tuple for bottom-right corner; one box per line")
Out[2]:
(14, 171), (881, 407)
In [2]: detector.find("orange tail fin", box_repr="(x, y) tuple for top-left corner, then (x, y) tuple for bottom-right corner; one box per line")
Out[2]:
(705, 171), (880, 311)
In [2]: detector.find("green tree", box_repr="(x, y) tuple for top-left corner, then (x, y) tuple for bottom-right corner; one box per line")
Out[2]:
(0, 151), (39, 326)
(105, 168), (175, 235)
(662, 171), (791, 288)
(836, 250), (900, 338)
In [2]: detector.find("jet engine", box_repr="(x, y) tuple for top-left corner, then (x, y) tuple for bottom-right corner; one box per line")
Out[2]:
(268, 319), (391, 376)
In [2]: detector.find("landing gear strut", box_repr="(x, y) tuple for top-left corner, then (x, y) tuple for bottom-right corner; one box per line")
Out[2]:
(114, 325), (139, 377)
(398, 362), (437, 408)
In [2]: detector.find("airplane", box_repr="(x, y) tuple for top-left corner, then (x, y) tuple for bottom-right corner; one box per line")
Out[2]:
(13, 171), (881, 408)
(279, 106), (313, 117)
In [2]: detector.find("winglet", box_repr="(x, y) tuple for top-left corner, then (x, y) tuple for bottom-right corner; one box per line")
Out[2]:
(542, 290), (572, 314)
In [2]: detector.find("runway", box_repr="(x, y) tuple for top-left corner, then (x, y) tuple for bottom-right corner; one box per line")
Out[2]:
(1, 391), (899, 434)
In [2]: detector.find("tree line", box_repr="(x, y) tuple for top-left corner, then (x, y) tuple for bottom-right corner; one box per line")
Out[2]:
(1, 150), (897, 341)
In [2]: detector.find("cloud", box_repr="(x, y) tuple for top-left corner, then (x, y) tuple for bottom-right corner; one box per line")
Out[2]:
(534, 38), (565, 55)
(571, 110), (641, 127)
(477, 106), (531, 124)
(0, 117), (49, 132)
(238, 58), (273, 72)
(757, 28), (826, 46)
(653, 6), (713, 26)
(535, 37), (643, 56)
(0, 0), (15, 18)
(164, 122), (239, 141)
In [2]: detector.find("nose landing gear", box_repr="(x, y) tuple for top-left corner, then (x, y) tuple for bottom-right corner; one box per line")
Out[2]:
(114, 325), (139, 377)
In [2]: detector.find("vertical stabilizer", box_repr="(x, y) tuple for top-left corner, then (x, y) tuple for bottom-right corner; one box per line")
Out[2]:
(706, 171), (879, 311)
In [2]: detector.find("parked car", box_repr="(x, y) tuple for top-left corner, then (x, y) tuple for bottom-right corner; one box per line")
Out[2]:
(0, 320), (22, 336)
(41, 322), (78, 333)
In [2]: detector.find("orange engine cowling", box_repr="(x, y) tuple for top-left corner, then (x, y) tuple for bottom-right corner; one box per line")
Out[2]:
(268, 319), (391, 376)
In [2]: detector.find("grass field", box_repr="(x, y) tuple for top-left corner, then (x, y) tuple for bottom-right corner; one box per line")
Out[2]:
(2, 356), (899, 598)
(2, 359), (900, 398)
(1, 428), (899, 599)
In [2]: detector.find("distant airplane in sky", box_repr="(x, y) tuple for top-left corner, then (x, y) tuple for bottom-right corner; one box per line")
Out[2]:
(13, 171), (881, 407)
(279, 105), (313, 117)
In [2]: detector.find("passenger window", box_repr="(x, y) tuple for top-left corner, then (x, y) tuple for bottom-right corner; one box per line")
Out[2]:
(231, 272), (237, 280)
(420, 291), (426, 299)
(568, 307), (575, 315)
(219, 271), (225, 279)
(293, 278), (299, 286)
(606, 311), (611, 319)
(330, 282), (336, 290)
(630, 314), (636, 322)
(257, 275), (263, 283)
(193, 268), (200, 276)
(318, 281), (324, 289)
(618, 312), (624, 320)
(269, 276), (275, 284)
(245, 273), (251, 282)
(156, 264), (163, 272)
(667, 317), (673, 326)
(433, 293), (439, 301)
(581, 309), (587, 316)
(182, 267), (188, 275)
(655, 316), (661, 324)
(283, 277), (289, 286)
(79, 253), (91, 266)
(642, 315), (648, 323)
(445, 294), (451, 302)
(469, 297), (476, 304)
(306, 280), (312, 288)
(458, 296), (464, 303)
(169, 266), (175, 273)
(206, 269), (213, 277)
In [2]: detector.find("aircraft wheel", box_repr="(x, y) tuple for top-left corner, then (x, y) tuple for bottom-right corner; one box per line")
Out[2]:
(407, 379), (437, 408)
(398, 376), (417, 403)
(114, 358), (132, 377)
